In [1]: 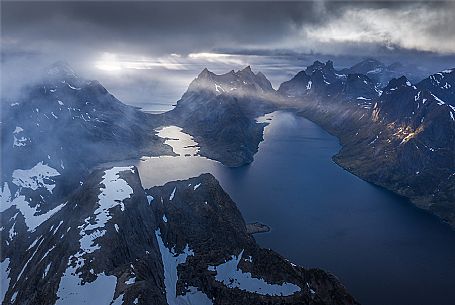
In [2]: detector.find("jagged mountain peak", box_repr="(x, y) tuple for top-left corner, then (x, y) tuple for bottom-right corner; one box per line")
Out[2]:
(306, 60), (329, 74)
(305, 60), (338, 80)
(46, 61), (79, 80)
(236, 65), (255, 78)
(189, 66), (273, 94)
(384, 75), (413, 90)
(196, 67), (215, 80)
(416, 67), (455, 106)
(293, 70), (310, 80)
(346, 58), (386, 77)
(309, 60), (324, 67)
(240, 65), (253, 72)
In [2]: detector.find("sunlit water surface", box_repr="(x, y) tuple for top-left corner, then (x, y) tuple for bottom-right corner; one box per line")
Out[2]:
(105, 111), (455, 305)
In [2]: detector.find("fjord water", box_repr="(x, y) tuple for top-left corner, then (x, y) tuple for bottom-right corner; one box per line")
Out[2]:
(128, 111), (455, 305)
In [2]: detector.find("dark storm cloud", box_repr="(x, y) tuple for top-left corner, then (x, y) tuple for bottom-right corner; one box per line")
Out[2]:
(3, 1), (452, 55)
(1, 1), (455, 109)
(1, 1), (321, 55)
(3, 1), (455, 57)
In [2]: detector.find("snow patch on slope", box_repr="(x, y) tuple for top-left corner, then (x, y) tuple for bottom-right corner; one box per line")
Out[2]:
(79, 166), (134, 254)
(1, 258), (11, 302)
(12, 162), (60, 193)
(13, 126), (27, 147)
(169, 187), (176, 201)
(155, 229), (213, 305)
(0, 182), (65, 231)
(55, 270), (116, 305)
(56, 167), (134, 305)
(208, 250), (301, 296)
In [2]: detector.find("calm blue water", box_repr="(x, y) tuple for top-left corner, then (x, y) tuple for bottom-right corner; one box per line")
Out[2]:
(114, 111), (455, 305)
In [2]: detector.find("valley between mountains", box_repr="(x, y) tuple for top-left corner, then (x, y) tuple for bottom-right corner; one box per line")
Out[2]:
(1, 59), (454, 305)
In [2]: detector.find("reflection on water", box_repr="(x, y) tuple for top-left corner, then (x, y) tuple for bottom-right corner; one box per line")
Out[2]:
(100, 125), (222, 187)
(104, 111), (455, 305)
(255, 112), (274, 124)
(156, 126), (199, 156)
(134, 125), (219, 187)
(136, 155), (220, 188)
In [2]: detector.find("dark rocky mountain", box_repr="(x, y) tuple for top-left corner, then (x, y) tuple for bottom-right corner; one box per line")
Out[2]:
(162, 60), (454, 227)
(339, 58), (428, 88)
(278, 62), (455, 228)
(415, 68), (455, 106)
(146, 173), (358, 305)
(2, 61), (170, 173)
(1, 166), (358, 305)
(1, 62), (170, 224)
(2, 59), (453, 305)
(164, 66), (277, 167)
(358, 70), (455, 223)
(278, 60), (379, 109)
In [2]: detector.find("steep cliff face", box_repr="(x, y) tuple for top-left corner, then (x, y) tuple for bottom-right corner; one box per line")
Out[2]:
(356, 71), (455, 223)
(1, 168), (358, 305)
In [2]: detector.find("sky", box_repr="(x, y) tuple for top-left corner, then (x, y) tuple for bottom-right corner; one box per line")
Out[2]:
(2, 0), (455, 111)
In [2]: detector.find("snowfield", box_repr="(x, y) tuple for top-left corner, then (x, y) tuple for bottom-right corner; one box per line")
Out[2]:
(55, 269), (117, 305)
(55, 167), (135, 305)
(79, 166), (134, 254)
(208, 250), (301, 296)
(12, 162), (60, 193)
(1, 258), (11, 302)
(0, 182), (65, 231)
(155, 229), (213, 305)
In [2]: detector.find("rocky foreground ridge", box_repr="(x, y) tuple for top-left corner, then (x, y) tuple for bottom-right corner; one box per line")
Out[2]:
(1, 167), (358, 305)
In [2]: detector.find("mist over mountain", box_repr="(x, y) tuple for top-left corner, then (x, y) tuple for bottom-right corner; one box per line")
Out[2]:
(1, 61), (367, 305)
(278, 60), (455, 227)
(2, 1), (455, 110)
(2, 51), (455, 305)
(2, 1), (455, 305)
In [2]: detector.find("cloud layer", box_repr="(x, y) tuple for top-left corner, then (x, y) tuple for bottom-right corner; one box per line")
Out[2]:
(2, 1), (455, 109)
(3, 1), (455, 56)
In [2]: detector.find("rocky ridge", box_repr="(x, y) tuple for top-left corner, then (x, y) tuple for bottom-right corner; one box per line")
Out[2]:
(278, 62), (455, 227)
(163, 66), (278, 166)
(1, 167), (358, 305)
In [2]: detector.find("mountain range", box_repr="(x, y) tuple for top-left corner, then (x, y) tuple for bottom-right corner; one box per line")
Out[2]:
(1, 58), (454, 305)
(164, 59), (454, 228)
(278, 60), (455, 228)
(1, 62), (359, 305)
